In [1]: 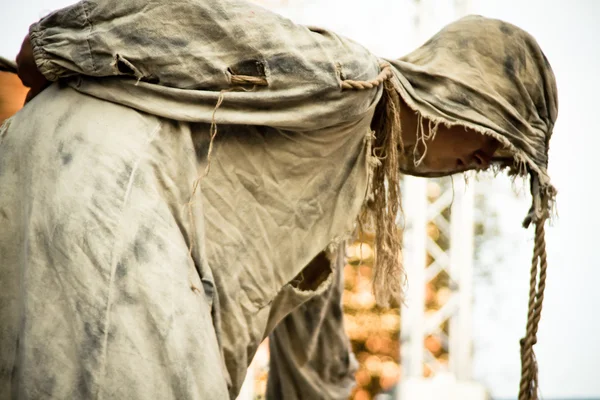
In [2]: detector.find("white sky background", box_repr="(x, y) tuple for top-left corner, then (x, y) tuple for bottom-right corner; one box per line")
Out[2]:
(1, 0), (598, 398)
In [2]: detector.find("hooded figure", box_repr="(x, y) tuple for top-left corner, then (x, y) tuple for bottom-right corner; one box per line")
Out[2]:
(390, 15), (557, 205)
(388, 20), (558, 399)
(0, 1), (557, 399)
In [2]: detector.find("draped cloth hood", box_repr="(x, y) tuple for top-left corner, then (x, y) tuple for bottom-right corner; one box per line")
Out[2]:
(387, 15), (558, 225)
(385, 16), (558, 398)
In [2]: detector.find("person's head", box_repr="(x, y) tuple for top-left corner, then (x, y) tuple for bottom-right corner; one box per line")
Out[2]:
(367, 15), (558, 306)
(377, 19), (559, 394)
(389, 15), (558, 187)
(398, 96), (501, 175)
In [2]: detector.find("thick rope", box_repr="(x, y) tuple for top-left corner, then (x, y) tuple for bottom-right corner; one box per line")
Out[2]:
(230, 74), (268, 86)
(341, 63), (394, 90)
(232, 63), (393, 89)
(518, 218), (548, 400)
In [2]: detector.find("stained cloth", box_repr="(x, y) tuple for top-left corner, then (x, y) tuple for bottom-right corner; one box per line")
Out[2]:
(0, 2), (558, 399)
(388, 16), (558, 222)
(0, 82), (364, 399)
(0, 0), (379, 398)
(266, 252), (359, 400)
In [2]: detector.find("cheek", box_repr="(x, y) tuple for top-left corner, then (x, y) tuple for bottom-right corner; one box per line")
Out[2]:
(422, 149), (456, 170)
(426, 137), (464, 161)
(426, 137), (451, 156)
(484, 138), (501, 155)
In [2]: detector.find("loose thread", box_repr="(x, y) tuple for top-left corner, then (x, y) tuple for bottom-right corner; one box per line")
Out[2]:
(186, 89), (230, 291)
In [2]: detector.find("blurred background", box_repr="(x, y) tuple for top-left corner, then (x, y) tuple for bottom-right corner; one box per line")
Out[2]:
(1, 0), (599, 399)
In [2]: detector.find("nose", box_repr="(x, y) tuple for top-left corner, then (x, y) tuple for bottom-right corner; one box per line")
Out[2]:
(472, 150), (492, 169)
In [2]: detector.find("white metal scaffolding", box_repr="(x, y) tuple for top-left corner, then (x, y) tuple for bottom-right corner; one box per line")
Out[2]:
(398, 177), (487, 400)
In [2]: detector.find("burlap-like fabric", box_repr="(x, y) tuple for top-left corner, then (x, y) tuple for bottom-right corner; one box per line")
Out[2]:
(0, 2), (557, 399)
(265, 249), (358, 400)
(0, 0), (380, 398)
(386, 18), (558, 398)
(388, 15), (558, 223)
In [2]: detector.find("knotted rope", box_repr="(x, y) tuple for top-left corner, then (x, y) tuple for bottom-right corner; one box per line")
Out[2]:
(230, 74), (268, 86)
(518, 175), (550, 400)
(341, 63), (394, 90)
(518, 218), (548, 400)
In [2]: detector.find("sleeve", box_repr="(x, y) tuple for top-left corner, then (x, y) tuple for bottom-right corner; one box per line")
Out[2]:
(27, 0), (383, 130)
(266, 248), (358, 400)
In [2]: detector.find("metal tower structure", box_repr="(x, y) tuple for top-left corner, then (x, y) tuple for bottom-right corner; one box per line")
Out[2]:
(398, 0), (489, 398)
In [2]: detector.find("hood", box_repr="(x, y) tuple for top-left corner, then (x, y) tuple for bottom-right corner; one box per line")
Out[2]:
(387, 15), (558, 224)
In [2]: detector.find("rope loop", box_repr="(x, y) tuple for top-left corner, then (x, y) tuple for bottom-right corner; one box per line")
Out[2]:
(341, 62), (394, 90)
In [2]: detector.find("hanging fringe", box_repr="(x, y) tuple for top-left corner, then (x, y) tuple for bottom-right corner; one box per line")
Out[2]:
(360, 77), (406, 307)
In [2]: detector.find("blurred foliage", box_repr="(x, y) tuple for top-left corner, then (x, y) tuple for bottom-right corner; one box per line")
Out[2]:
(345, 232), (401, 400)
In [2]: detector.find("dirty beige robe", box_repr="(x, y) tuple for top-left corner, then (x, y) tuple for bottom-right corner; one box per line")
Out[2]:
(0, 2), (560, 399)
(0, 0), (382, 398)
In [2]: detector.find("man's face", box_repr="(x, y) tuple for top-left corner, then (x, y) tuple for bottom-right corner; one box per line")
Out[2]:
(406, 124), (501, 175)
(398, 101), (501, 177)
